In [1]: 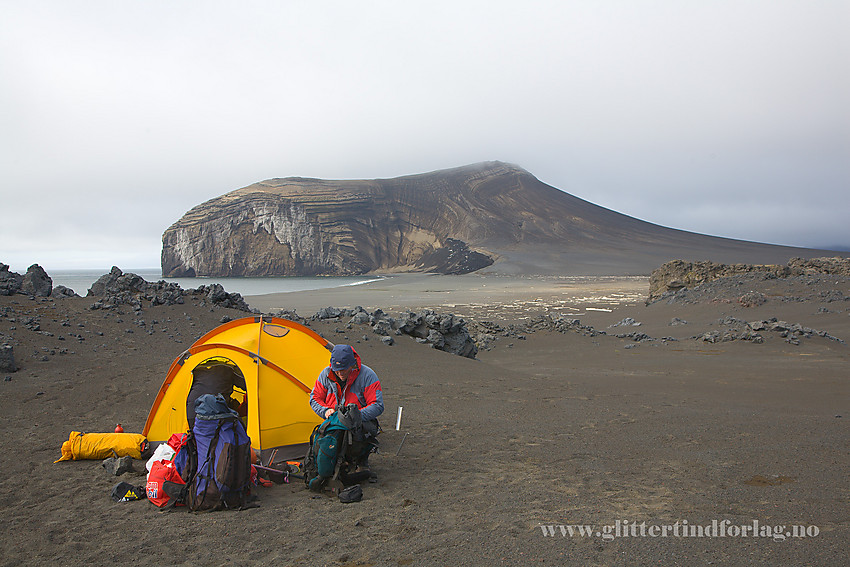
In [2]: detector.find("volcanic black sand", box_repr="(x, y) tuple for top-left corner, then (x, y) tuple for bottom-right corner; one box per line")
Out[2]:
(1, 273), (848, 566)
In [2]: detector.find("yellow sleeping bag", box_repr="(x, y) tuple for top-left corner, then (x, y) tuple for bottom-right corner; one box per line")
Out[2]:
(54, 431), (148, 463)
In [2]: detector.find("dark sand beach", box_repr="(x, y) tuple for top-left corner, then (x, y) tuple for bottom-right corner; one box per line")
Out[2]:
(1, 273), (848, 566)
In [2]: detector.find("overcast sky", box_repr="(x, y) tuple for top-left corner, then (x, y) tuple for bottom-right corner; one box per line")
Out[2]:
(2, 1), (848, 273)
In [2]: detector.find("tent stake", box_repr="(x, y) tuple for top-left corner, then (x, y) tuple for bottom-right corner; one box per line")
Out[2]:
(265, 448), (278, 467)
(395, 432), (409, 456)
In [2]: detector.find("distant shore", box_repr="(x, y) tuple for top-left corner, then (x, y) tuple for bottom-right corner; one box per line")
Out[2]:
(44, 269), (386, 298)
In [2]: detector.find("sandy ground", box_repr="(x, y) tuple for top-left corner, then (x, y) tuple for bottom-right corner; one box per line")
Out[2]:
(1, 273), (848, 566)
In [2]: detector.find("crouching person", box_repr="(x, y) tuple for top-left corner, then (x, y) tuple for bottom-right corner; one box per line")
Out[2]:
(309, 345), (383, 482)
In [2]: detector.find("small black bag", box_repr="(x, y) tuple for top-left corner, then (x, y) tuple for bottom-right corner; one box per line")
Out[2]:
(111, 481), (146, 502)
(338, 484), (363, 503)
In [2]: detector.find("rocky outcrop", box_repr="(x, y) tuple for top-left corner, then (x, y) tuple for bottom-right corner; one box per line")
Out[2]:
(786, 256), (850, 276)
(648, 257), (850, 303)
(21, 265), (52, 297)
(51, 285), (79, 298)
(395, 310), (478, 358)
(1, 264), (53, 297)
(648, 260), (786, 302)
(312, 306), (478, 358)
(163, 162), (839, 278)
(0, 264), (23, 296)
(88, 267), (185, 310)
(87, 267), (251, 312)
(0, 263), (252, 312)
(193, 284), (252, 311)
(412, 238), (493, 275)
(698, 316), (843, 346)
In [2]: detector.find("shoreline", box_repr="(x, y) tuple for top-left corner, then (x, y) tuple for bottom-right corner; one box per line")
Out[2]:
(46, 269), (387, 298)
(245, 273), (651, 321)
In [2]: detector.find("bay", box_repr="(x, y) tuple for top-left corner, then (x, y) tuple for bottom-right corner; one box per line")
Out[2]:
(48, 268), (383, 297)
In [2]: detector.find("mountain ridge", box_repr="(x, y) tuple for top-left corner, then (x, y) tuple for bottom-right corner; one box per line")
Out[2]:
(161, 162), (839, 277)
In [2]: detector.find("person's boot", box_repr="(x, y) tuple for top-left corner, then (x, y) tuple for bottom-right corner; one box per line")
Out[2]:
(356, 455), (378, 482)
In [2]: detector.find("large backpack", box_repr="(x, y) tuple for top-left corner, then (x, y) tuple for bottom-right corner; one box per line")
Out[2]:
(302, 404), (378, 492)
(302, 410), (348, 491)
(173, 394), (254, 511)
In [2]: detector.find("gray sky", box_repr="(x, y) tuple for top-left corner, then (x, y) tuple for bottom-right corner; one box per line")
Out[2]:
(2, 1), (848, 273)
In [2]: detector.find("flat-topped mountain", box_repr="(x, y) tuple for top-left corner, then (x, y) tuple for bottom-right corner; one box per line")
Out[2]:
(161, 162), (837, 277)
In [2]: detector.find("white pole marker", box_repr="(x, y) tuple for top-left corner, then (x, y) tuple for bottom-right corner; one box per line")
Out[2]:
(396, 406), (403, 431)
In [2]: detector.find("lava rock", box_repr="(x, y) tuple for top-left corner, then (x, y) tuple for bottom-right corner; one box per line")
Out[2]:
(0, 345), (17, 373)
(0, 264), (23, 296)
(52, 285), (79, 298)
(102, 455), (135, 476)
(21, 264), (52, 297)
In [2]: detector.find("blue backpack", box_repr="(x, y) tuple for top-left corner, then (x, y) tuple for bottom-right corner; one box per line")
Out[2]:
(173, 394), (254, 511)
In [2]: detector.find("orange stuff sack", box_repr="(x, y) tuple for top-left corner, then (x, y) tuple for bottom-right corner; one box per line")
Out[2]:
(54, 431), (148, 463)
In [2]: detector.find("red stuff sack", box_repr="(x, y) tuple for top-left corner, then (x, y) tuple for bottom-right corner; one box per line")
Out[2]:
(146, 460), (186, 508)
(167, 433), (187, 452)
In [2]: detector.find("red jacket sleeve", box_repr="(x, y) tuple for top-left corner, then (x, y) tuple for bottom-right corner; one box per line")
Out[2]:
(310, 377), (333, 417)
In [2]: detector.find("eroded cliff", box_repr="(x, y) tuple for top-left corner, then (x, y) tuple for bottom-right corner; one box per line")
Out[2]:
(163, 164), (518, 276)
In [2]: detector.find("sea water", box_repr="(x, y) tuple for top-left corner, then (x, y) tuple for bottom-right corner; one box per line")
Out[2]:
(48, 269), (382, 297)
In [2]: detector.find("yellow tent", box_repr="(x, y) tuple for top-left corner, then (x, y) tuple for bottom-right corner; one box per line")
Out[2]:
(143, 316), (332, 460)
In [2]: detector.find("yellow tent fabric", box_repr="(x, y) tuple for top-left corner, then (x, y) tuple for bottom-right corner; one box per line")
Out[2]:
(54, 431), (147, 463)
(143, 316), (331, 456)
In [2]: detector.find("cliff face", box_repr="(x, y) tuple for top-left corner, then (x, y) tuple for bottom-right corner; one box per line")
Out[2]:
(162, 193), (341, 277)
(162, 161), (838, 277)
(163, 162), (522, 277)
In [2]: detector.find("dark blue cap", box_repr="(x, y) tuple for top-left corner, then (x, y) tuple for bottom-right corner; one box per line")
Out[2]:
(330, 344), (356, 372)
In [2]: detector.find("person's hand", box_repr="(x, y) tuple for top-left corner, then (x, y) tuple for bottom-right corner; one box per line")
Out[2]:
(324, 408), (335, 418)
